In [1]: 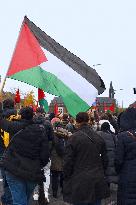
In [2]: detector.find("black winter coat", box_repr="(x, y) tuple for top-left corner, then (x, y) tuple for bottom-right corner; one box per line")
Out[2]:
(115, 107), (136, 204)
(63, 124), (109, 204)
(97, 131), (118, 184)
(0, 118), (49, 182)
(115, 130), (136, 205)
(0, 109), (17, 156)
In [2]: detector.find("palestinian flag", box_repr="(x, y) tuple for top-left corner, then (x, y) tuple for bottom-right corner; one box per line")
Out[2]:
(6, 16), (105, 117)
(38, 88), (49, 112)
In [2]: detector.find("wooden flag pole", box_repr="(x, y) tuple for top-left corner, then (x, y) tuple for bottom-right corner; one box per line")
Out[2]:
(0, 17), (26, 99)
(0, 76), (7, 94)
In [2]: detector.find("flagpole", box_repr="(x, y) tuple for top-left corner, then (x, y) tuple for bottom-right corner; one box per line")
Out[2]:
(122, 100), (124, 109)
(0, 17), (26, 98)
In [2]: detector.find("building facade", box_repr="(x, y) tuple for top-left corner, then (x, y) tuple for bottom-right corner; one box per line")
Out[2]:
(49, 96), (67, 114)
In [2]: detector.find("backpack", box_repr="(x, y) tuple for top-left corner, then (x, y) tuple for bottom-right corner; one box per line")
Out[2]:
(0, 123), (48, 182)
(1, 114), (21, 147)
(53, 127), (71, 157)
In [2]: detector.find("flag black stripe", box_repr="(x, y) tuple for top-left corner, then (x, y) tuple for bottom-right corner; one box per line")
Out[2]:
(24, 16), (106, 94)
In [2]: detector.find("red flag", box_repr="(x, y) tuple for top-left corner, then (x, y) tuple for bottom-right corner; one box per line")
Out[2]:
(103, 102), (109, 112)
(109, 103), (115, 112)
(32, 104), (38, 112)
(15, 89), (21, 103)
(38, 88), (45, 101)
(54, 102), (59, 115)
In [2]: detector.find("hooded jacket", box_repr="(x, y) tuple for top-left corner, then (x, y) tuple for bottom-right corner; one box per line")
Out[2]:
(115, 108), (136, 205)
(0, 115), (49, 182)
(97, 130), (118, 184)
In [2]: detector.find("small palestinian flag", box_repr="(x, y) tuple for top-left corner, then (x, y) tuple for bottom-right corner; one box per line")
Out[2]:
(38, 88), (49, 112)
(6, 16), (105, 117)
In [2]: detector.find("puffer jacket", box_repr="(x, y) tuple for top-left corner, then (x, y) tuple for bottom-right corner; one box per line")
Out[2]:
(0, 117), (49, 182)
(97, 131), (118, 184)
(115, 108), (136, 205)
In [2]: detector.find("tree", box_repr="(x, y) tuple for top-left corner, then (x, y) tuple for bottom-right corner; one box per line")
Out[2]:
(24, 91), (36, 107)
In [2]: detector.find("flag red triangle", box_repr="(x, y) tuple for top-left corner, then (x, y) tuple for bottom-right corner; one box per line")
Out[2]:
(7, 22), (47, 76)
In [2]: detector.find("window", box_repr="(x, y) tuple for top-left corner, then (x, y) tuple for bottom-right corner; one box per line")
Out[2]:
(58, 107), (64, 114)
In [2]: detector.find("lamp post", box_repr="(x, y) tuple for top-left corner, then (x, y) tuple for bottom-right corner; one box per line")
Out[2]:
(92, 64), (102, 69)
(114, 89), (124, 109)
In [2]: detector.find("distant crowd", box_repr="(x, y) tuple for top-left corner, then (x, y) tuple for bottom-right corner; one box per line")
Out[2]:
(0, 98), (136, 205)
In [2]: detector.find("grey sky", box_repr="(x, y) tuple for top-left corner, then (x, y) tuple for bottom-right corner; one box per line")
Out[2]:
(0, 0), (136, 107)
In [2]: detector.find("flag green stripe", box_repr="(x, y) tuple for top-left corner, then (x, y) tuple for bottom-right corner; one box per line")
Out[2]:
(8, 67), (90, 117)
(25, 16), (106, 94)
(39, 98), (49, 112)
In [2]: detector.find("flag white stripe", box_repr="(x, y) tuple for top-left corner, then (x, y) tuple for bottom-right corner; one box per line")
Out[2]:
(41, 50), (98, 106)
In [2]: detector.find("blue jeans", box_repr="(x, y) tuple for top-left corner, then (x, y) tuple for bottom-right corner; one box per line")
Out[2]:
(6, 172), (36, 205)
(1, 169), (12, 205)
(73, 201), (101, 205)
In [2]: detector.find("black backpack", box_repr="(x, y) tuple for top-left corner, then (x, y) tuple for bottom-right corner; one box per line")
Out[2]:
(12, 123), (46, 158)
(0, 123), (48, 182)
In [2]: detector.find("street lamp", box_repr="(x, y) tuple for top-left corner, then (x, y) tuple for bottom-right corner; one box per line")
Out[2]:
(92, 64), (102, 69)
(114, 89), (124, 108)
(114, 88), (123, 92)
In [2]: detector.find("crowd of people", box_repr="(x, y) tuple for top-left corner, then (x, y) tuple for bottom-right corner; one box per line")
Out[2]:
(0, 98), (136, 205)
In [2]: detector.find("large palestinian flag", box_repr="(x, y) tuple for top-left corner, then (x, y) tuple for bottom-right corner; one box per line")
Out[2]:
(7, 16), (105, 117)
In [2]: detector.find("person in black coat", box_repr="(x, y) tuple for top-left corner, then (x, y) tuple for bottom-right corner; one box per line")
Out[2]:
(33, 107), (54, 204)
(51, 121), (70, 198)
(63, 112), (109, 205)
(115, 107), (136, 205)
(0, 106), (49, 205)
(97, 122), (118, 205)
(0, 99), (18, 154)
(0, 98), (17, 205)
(97, 122), (118, 184)
(34, 107), (54, 142)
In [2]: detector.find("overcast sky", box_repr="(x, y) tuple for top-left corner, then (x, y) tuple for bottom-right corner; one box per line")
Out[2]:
(0, 0), (136, 107)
